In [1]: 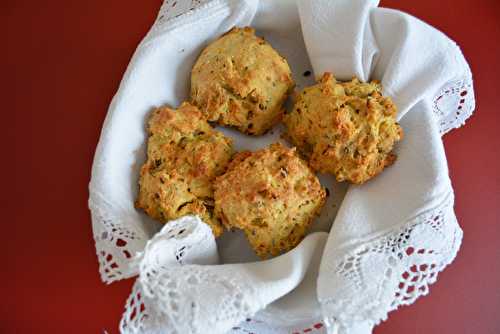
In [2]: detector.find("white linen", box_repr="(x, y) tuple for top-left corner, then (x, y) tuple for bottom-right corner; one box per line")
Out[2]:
(297, 1), (471, 332)
(88, 0), (474, 333)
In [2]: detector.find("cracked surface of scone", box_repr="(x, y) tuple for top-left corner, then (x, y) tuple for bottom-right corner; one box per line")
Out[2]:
(214, 143), (326, 258)
(190, 27), (294, 135)
(135, 102), (233, 237)
(284, 73), (403, 184)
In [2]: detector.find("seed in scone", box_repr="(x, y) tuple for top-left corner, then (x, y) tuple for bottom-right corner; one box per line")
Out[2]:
(284, 72), (403, 184)
(190, 27), (295, 135)
(135, 102), (233, 237)
(213, 143), (326, 258)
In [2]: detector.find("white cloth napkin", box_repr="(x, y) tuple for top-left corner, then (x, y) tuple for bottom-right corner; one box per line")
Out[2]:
(88, 0), (474, 333)
(90, 1), (331, 332)
(298, 1), (471, 332)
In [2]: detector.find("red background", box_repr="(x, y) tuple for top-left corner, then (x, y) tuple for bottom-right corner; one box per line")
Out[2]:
(5, 0), (500, 333)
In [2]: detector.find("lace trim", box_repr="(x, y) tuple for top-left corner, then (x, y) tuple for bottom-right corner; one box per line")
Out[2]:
(145, 0), (214, 41)
(121, 268), (262, 334)
(89, 189), (149, 283)
(432, 76), (475, 135)
(156, 0), (210, 23)
(120, 218), (261, 334)
(89, 0), (475, 332)
(90, 0), (475, 288)
(320, 193), (463, 331)
(231, 318), (326, 334)
(120, 281), (161, 334)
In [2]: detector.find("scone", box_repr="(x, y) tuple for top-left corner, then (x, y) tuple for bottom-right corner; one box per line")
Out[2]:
(135, 102), (233, 237)
(214, 143), (326, 258)
(284, 73), (403, 184)
(191, 27), (294, 135)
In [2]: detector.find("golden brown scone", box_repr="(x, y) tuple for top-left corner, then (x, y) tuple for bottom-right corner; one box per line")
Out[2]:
(191, 27), (294, 135)
(135, 102), (233, 237)
(284, 73), (403, 184)
(214, 143), (326, 258)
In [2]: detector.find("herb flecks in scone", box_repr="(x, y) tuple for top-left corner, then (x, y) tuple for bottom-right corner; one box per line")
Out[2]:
(191, 27), (294, 135)
(214, 143), (325, 258)
(136, 102), (233, 237)
(284, 73), (403, 184)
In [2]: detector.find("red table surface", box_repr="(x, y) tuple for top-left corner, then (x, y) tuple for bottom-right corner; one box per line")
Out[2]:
(5, 0), (500, 333)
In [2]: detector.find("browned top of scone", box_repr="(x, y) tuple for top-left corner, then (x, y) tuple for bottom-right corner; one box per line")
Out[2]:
(214, 143), (325, 258)
(284, 73), (403, 184)
(135, 102), (233, 237)
(191, 26), (294, 135)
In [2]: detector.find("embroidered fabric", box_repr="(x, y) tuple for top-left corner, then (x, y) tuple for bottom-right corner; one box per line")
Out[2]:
(87, 0), (476, 333)
(121, 267), (262, 334)
(145, 0), (211, 40)
(231, 318), (326, 334)
(117, 215), (331, 334)
(89, 190), (150, 283)
(119, 216), (263, 334)
(432, 76), (475, 135)
(319, 193), (462, 332)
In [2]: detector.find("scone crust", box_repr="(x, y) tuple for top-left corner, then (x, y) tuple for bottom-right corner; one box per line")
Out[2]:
(135, 102), (233, 237)
(284, 73), (403, 184)
(214, 143), (326, 258)
(191, 27), (294, 135)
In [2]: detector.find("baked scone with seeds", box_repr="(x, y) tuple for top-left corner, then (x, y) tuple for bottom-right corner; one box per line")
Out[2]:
(135, 102), (233, 237)
(284, 73), (403, 184)
(214, 143), (326, 258)
(190, 27), (294, 135)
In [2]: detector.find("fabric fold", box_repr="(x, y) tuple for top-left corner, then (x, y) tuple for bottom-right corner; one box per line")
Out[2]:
(120, 216), (328, 334)
(296, 1), (472, 333)
(89, 0), (475, 333)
